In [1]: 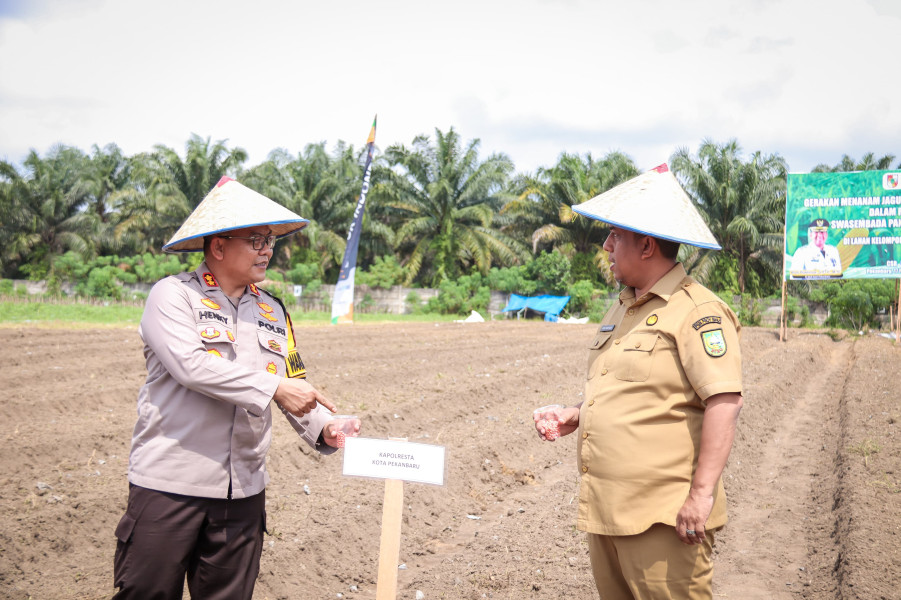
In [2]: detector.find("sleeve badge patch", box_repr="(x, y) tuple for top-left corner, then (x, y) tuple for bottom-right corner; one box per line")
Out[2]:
(266, 361), (278, 374)
(692, 315), (722, 330)
(200, 326), (220, 340)
(701, 329), (727, 357)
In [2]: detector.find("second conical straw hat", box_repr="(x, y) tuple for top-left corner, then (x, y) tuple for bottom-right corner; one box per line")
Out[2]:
(163, 177), (309, 253)
(572, 164), (721, 250)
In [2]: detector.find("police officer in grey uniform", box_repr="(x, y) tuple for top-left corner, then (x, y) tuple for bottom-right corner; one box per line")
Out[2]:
(112, 177), (358, 599)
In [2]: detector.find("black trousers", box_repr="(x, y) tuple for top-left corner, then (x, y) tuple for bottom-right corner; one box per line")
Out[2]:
(113, 484), (266, 600)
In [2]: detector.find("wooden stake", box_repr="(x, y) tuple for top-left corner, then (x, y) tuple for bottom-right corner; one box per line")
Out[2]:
(375, 478), (404, 600)
(896, 279), (900, 344)
(779, 279), (787, 342)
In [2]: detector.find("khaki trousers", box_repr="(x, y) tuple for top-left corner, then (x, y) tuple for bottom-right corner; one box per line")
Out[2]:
(587, 523), (716, 600)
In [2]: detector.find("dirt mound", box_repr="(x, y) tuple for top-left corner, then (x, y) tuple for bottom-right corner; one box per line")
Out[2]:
(0, 323), (898, 599)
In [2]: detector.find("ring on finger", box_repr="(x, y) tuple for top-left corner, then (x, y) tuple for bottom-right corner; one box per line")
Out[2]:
(686, 529), (696, 535)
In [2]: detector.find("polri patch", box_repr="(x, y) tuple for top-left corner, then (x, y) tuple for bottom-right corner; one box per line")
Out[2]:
(646, 314), (658, 326)
(692, 315), (722, 330)
(701, 329), (727, 357)
(600, 324), (615, 332)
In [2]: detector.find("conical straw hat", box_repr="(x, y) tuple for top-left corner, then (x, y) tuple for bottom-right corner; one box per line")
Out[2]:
(572, 164), (721, 250)
(163, 177), (309, 253)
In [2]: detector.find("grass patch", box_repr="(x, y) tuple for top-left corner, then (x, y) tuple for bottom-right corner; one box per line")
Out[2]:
(0, 300), (143, 327)
(871, 473), (900, 494)
(287, 309), (460, 325)
(848, 438), (881, 466)
(0, 299), (463, 328)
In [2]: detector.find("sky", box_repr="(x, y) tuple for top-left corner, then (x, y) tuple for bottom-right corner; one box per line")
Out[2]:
(1, 0), (899, 175)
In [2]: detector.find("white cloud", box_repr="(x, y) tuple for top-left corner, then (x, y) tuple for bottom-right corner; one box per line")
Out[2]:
(0, 0), (898, 172)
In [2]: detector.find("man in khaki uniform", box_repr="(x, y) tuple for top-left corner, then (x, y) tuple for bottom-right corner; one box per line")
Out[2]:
(113, 177), (360, 599)
(534, 165), (743, 600)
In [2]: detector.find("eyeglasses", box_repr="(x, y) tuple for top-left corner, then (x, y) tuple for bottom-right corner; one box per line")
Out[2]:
(218, 234), (277, 251)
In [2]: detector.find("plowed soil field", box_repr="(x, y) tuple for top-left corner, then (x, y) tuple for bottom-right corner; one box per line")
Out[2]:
(0, 322), (898, 599)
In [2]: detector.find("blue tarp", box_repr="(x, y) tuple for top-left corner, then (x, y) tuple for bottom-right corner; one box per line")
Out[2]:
(502, 294), (571, 322)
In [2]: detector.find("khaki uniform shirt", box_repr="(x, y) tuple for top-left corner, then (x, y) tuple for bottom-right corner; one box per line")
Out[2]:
(128, 262), (334, 499)
(577, 263), (742, 536)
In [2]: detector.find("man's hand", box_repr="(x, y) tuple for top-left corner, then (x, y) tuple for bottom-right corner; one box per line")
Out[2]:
(676, 488), (714, 545)
(322, 416), (361, 448)
(676, 392), (743, 545)
(533, 404), (581, 441)
(273, 378), (336, 417)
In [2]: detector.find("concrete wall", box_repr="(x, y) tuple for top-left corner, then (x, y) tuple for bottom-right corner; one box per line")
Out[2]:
(290, 284), (510, 317)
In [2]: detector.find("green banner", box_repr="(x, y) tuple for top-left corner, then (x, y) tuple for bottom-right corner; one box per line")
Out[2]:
(784, 170), (901, 280)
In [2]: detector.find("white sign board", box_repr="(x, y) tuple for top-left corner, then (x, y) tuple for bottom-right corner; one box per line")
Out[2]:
(293, 285), (303, 297)
(342, 437), (446, 486)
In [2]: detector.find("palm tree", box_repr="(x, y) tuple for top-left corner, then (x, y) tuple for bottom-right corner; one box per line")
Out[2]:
(377, 128), (526, 286)
(671, 139), (787, 295)
(116, 134), (247, 254)
(242, 141), (394, 278)
(504, 151), (640, 285)
(812, 152), (896, 173)
(83, 143), (137, 254)
(0, 145), (99, 278)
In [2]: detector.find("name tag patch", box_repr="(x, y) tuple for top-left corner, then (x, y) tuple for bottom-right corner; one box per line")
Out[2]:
(692, 316), (722, 330)
(600, 324), (616, 332)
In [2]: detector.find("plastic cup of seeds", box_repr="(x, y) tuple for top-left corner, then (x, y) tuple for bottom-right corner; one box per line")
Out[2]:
(533, 404), (565, 441)
(330, 415), (360, 448)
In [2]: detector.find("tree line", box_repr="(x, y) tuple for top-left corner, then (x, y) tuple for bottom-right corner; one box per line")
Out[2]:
(1, 130), (898, 326)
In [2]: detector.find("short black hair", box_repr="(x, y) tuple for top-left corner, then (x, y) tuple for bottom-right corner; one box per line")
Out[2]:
(656, 238), (680, 260)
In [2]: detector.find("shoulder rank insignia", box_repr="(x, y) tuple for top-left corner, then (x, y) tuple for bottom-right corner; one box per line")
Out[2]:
(201, 297), (220, 310)
(701, 329), (727, 357)
(693, 315), (722, 330)
(202, 272), (218, 287)
(248, 283), (260, 297)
